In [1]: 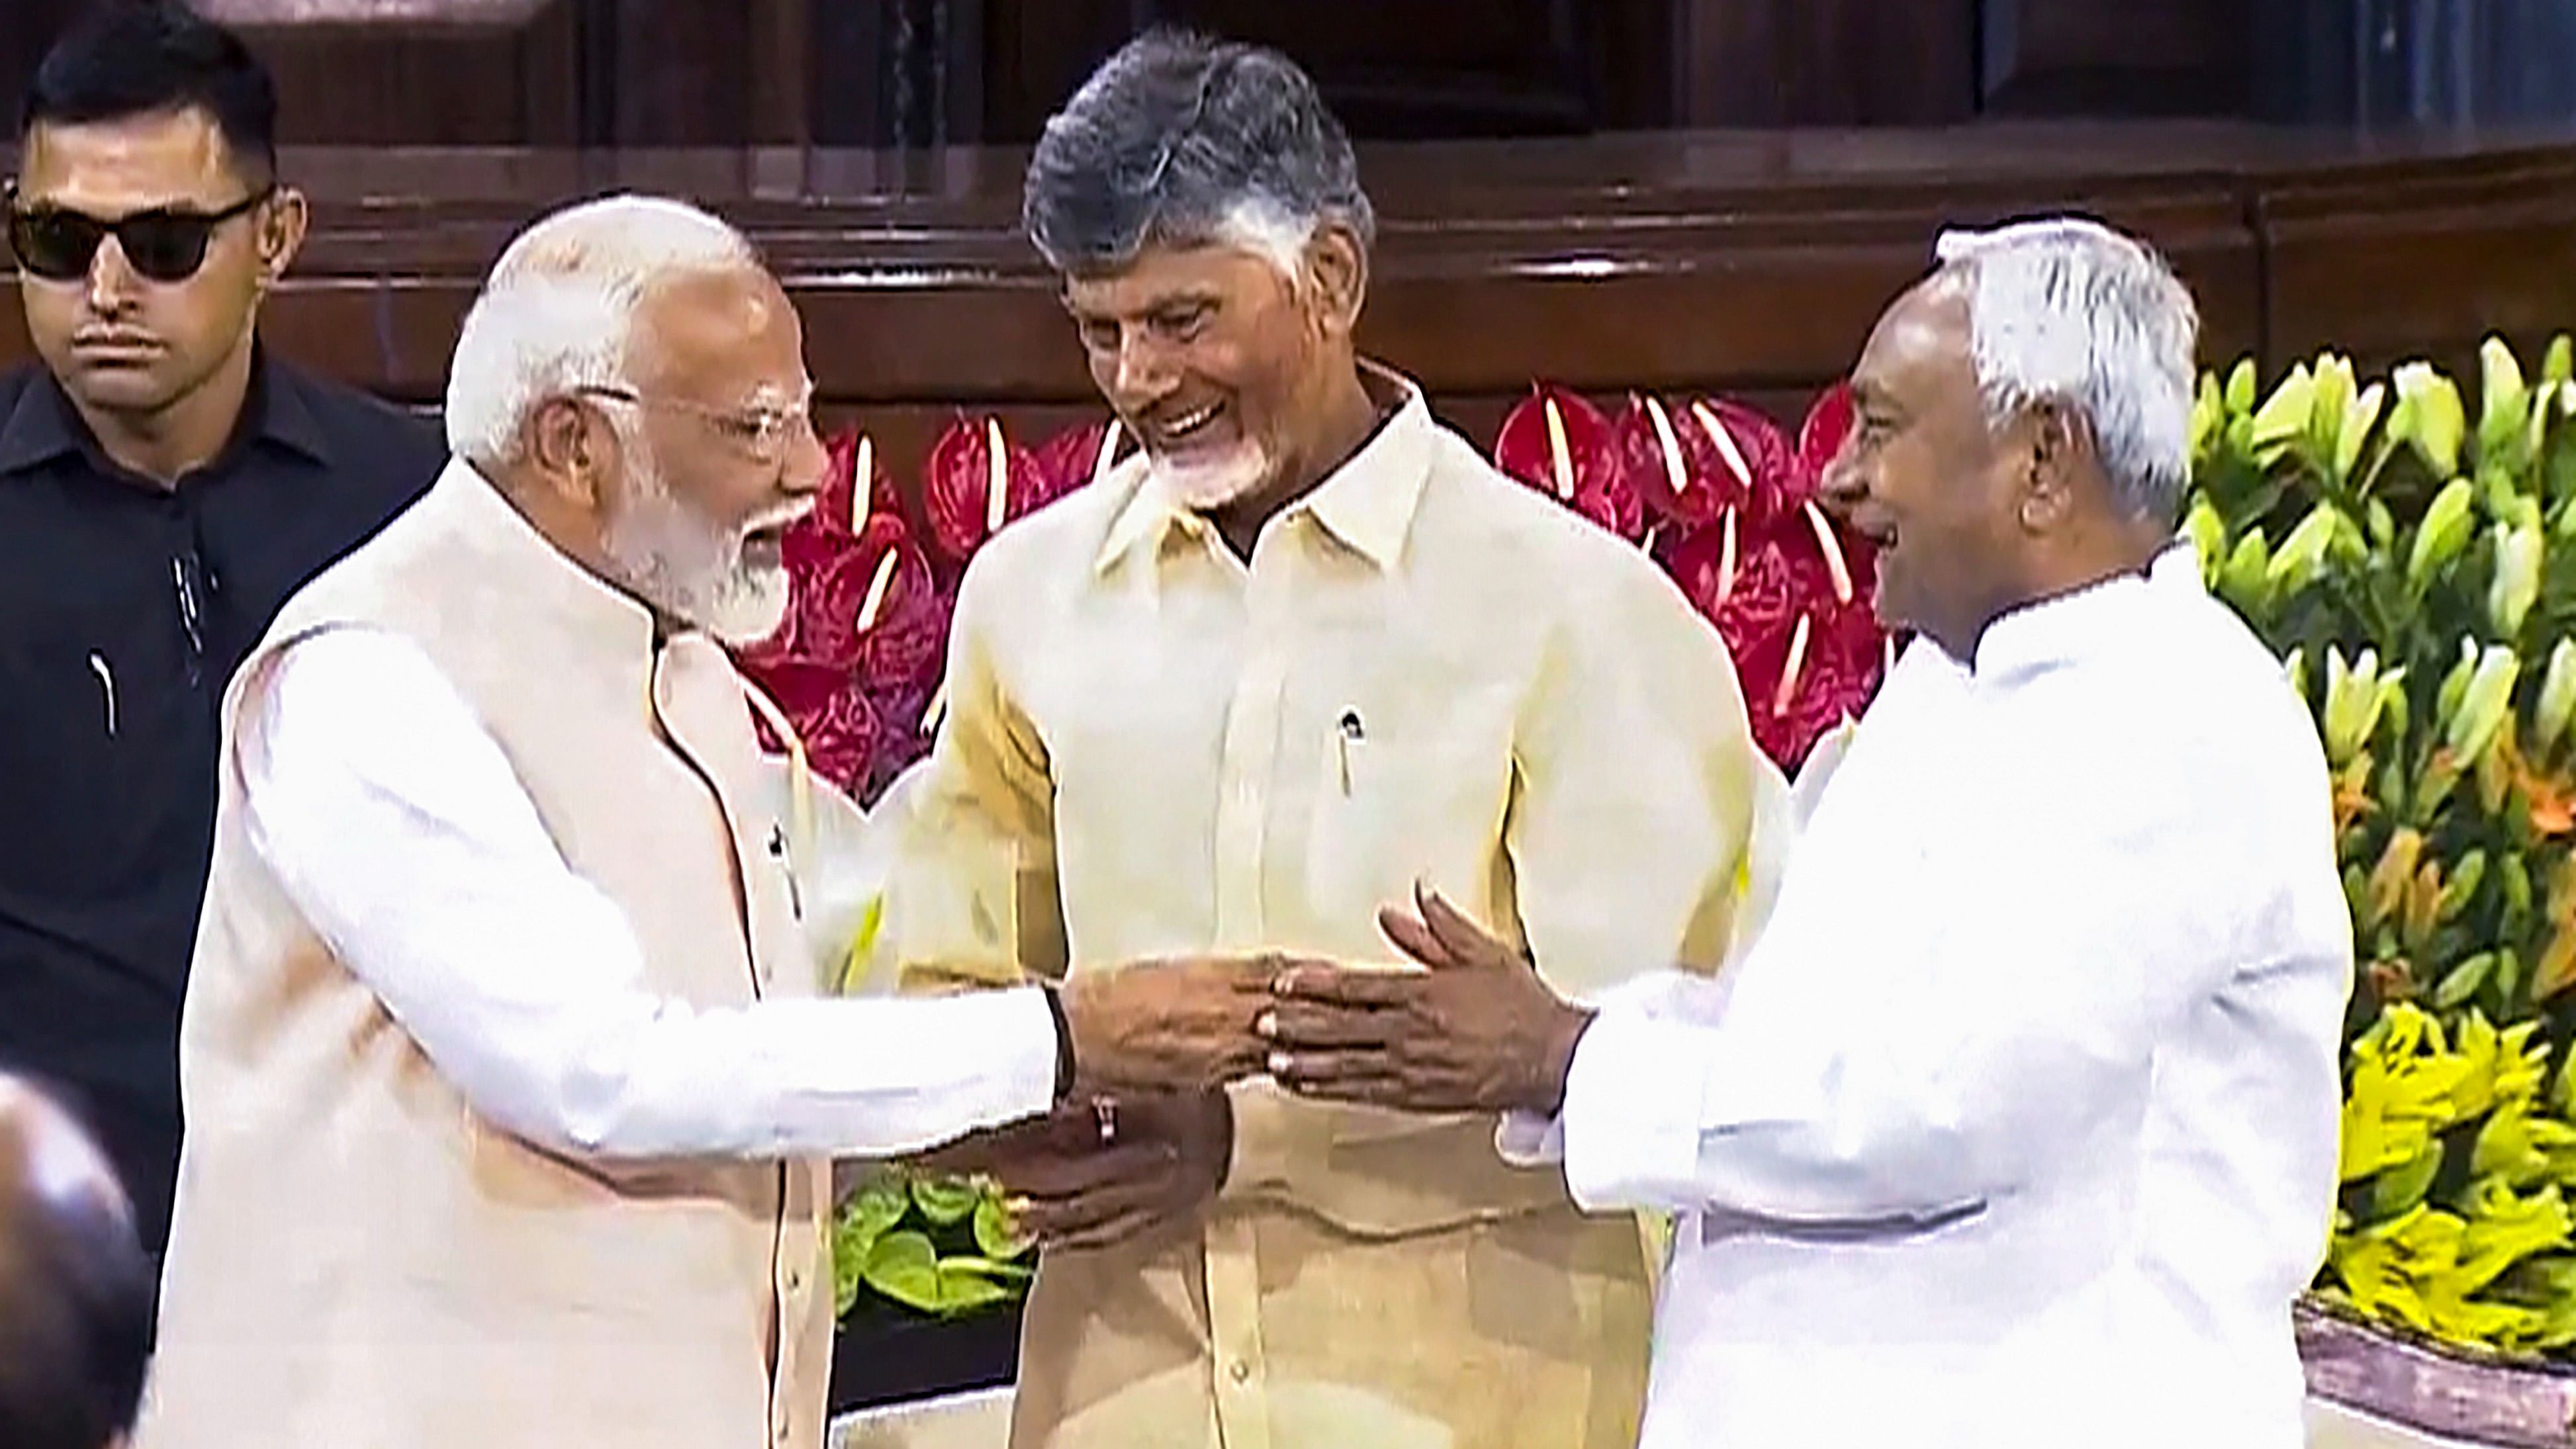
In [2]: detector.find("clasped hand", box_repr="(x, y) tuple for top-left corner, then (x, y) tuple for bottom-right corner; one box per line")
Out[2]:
(968, 890), (1593, 1252)
(1054, 888), (1591, 1115)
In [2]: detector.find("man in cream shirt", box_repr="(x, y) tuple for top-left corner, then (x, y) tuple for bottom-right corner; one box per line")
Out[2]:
(1269, 220), (2353, 1448)
(890, 28), (1772, 1449)
(138, 195), (1276, 1449)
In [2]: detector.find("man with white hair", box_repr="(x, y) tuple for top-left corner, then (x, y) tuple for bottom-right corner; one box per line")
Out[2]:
(892, 28), (1769, 1449)
(135, 193), (1278, 1449)
(1267, 217), (2354, 1448)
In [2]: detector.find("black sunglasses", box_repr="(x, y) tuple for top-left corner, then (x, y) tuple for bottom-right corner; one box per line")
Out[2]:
(3, 185), (274, 284)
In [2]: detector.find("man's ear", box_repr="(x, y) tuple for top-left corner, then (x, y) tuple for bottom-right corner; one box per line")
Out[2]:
(526, 397), (612, 509)
(252, 185), (308, 293)
(2014, 400), (2088, 533)
(1301, 224), (1367, 339)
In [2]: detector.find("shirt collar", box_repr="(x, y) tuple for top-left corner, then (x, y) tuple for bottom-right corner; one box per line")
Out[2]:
(1969, 540), (2199, 682)
(0, 346), (332, 480)
(439, 455), (662, 655)
(1092, 361), (1436, 577)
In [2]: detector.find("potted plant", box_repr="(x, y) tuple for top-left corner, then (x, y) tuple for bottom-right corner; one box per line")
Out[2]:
(826, 1168), (1035, 1411)
(2188, 338), (2576, 1442)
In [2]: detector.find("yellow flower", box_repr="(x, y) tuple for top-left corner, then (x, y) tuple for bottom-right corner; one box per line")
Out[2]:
(2340, 1004), (2477, 1181)
(2329, 1203), (2459, 1333)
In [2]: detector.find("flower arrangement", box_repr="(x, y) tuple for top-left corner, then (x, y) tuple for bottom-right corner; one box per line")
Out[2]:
(729, 392), (1886, 1322)
(2187, 336), (2576, 1364)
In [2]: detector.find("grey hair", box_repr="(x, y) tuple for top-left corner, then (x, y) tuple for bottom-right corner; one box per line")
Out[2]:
(1022, 28), (1375, 276)
(443, 193), (759, 465)
(1929, 217), (2199, 524)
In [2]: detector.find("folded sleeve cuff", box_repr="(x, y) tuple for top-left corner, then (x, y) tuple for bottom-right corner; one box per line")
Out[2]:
(1558, 1006), (1718, 1213)
(1494, 1110), (1565, 1167)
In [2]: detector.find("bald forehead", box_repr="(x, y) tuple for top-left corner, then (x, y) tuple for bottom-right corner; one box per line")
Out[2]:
(627, 265), (809, 400)
(1855, 280), (1975, 405)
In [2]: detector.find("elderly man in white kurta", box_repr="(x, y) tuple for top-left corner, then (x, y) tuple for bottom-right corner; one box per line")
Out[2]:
(1269, 218), (2354, 1449)
(138, 195), (1277, 1449)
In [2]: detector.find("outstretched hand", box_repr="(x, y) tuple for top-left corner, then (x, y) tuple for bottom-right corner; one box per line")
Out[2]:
(1260, 883), (1594, 1116)
(1058, 955), (1295, 1096)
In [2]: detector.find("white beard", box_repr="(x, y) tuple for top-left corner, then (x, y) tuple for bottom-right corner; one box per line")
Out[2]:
(1151, 436), (1272, 510)
(600, 450), (793, 645)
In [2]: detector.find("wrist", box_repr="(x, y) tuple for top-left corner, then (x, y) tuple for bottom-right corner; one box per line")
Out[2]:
(1528, 1004), (1596, 1117)
(1040, 982), (1077, 1101)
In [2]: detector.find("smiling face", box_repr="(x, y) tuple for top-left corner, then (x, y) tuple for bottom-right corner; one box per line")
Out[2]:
(1820, 280), (2041, 659)
(13, 106), (296, 423)
(580, 267), (829, 642)
(1061, 230), (1360, 514)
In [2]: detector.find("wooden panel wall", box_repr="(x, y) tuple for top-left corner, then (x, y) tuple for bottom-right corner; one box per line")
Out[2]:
(0, 0), (2265, 154)
(1980, 0), (2250, 117)
(7, 122), (2563, 491)
(1674, 0), (1980, 126)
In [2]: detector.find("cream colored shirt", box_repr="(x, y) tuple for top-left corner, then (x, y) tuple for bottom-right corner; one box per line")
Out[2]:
(894, 366), (1770, 1449)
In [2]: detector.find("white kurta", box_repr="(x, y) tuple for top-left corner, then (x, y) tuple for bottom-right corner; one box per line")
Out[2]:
(1518, 546), (2352, 1448)
(233, 626), (1062, 1162)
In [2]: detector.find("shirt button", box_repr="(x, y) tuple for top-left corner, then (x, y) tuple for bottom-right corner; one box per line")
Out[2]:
(786, 1267), (804, 1293)
(1230, 1360), (1252, 1383)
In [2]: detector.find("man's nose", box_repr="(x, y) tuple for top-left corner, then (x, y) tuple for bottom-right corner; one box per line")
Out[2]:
(1110, 330), (1177, 411)
(1817, 444), (1866, 513)
(780, 413), (829, 498)
(85, 236), (138, 314)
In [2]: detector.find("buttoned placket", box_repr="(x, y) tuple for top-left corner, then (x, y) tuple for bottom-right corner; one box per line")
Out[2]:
(653, 638), (811, 1449)
(1197, 513), (1289, 1449)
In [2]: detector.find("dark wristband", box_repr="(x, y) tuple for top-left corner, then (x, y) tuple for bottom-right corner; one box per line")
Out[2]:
(1040, 982), (1076, 1100)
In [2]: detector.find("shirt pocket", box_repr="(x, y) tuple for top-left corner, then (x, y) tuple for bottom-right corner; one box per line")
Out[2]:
(1299, 697), (1514, 931)
(0, 634), (154, 880)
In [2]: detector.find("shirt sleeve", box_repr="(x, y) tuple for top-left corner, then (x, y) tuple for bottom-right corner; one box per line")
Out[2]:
(236, 627), (1062, 1163)
(884, 551), (1069, 992)
(1505, 548), (1766, 998)
(1552, 712), (2308, 1223)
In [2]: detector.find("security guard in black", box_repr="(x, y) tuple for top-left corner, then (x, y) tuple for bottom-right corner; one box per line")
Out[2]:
(1, 3), (443, 1264)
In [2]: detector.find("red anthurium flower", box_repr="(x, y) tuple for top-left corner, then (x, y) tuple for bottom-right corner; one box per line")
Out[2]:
(744, 660), (884, 797)
(784, 429), (896, 574)
(1620, 393), (1759, 530)
(747, 658), (844, 736)
(1493, 384), (1643, 540)
(794, 514), (940, 686)
(923, 414), (1048, 563)
(1796, 379), (1857, 491)
(1029, 418), (1132, 510)
(800, 677), (884, 798)
(855, 675), (944, 803)
(1680, 396), (1798, 526)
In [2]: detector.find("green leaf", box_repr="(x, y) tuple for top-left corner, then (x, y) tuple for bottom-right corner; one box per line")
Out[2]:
(2436, 952), (2497, 1009)
(910, 1174), (982, 1227)
(846, 1172), (912, 1242)
(2394, 361), (2467, 477)
(940, 1255), (1036, 1284)
(974, 1192), (1035, 1261)
(930, 1272), (1014, 1316)
(2372, 1140), (2446, 1217)
(2252, 363), (2318, 464)
(2481, 336), (2533, 461)
(2225, 357), (2258, 415)
(862, 1231), (947, 1313)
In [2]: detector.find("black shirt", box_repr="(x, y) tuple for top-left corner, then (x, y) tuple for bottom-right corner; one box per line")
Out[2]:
(0, 353), (441, 1256)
